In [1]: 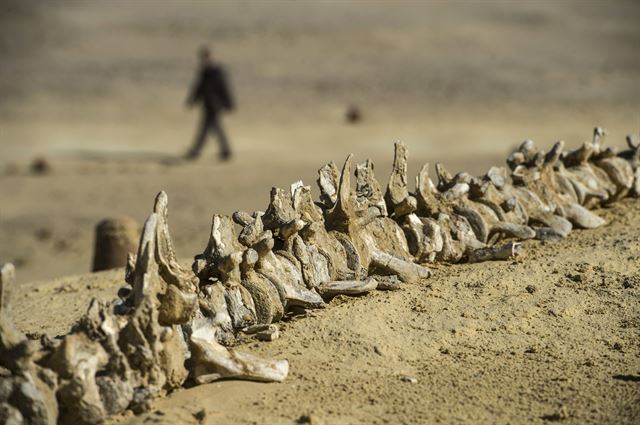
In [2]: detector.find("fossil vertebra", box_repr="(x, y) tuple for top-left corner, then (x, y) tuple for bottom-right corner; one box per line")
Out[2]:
(1, 128), (637, 424)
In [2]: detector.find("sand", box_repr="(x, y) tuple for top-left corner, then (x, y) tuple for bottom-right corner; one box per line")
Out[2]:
(12, 199), (640, 424)
(2, 0), (640, 283)
(1, 1), (640, 423)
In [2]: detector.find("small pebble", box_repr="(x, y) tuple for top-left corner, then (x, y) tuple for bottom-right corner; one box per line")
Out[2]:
(193, 408), (206, 423)
(30, 157), (51, 175)
(399, 375), (418, 384)
(297, 414), (324, 424)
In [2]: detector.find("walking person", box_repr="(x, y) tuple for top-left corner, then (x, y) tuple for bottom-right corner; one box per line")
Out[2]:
(186, 47), (235, 161)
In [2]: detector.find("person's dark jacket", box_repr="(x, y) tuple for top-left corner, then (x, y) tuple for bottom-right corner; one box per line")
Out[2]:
(189, 64), (234, 113)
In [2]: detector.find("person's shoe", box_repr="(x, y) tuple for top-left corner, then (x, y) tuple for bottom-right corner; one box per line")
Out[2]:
(219, 151), (232, 161)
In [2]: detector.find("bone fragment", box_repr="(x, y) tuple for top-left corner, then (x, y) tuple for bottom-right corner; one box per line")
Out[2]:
(563, 202), (606, 229)
(239, 214), (265, 247)
(47, 333), (108, 424)
(393, 196), (418, 217)
(491, 222), (536, 240)
(369, 250), (431, 283)
(595, 157), (634, 201)
(262, 187), (297, 231)
(385, 142), (415, 217)
(280, 218), (306, 240)
(468, 242), (523, 263)
(158, 284), (198, 326)
(232, 211), (253, 226)
(0, 263), (15, 317)
(442, 183), (470, 201)
(453, 205), (489, 243)
(241, 324), (272, 334)
(241, 271), (284, 325)
(317, 277), (378, 298)
(292, 184), (324, 223)
(317, 162), (340, 208)
(256, 247), (325, 309)
(255, 325), (280, 341)
(190, 328), (288, 384)
(535, 227), (565, 241)
(435, 163), (454, 191)
(415, 163), (441, 216)
(356, 159), (387, 215)
(325, 154), (355, 233)
(487, 166), (507, 189)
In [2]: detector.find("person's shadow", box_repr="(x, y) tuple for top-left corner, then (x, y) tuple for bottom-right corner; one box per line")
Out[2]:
(60, 148), (186, 166)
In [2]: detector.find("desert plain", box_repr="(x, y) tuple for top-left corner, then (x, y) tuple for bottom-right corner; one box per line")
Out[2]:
(1, 1), (639, 424)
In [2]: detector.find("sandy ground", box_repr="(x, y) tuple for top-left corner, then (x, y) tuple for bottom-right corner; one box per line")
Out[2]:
(1, 1), (640, 423)
(1, 0), (639, 283)
(13, 199), (640, 424)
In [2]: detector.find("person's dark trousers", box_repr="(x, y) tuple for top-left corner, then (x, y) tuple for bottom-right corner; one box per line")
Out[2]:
(188, 109), (231, 160)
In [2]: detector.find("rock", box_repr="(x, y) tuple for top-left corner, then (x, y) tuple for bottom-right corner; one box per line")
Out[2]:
(30, 157), (51, 175)
(399, 375), (418, 384)
(345, 105), (362, 124)
(34, 227), (52, 241)
(92, 216), (140, 272)
(541, 405), (569, 422)
(193, 408), (207, 423)
(297, 413), (325, 425)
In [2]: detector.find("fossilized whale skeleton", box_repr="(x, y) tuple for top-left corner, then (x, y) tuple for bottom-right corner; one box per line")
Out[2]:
(1, 128), (639, 424)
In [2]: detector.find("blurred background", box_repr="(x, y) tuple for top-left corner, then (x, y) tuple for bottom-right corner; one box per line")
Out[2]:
(1, 0), (639, 282)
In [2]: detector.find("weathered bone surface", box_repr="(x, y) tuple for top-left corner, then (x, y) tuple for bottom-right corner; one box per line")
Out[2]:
(317, 277), (378, 298)
(2, 128), (637, 424)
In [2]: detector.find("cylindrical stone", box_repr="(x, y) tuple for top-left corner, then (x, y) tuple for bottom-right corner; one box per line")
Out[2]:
(92, 216), (140, 272)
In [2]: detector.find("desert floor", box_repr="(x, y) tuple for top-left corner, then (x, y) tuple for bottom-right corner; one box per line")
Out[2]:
(1, 1), (639, 423)
(13, 199), (640, 424)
